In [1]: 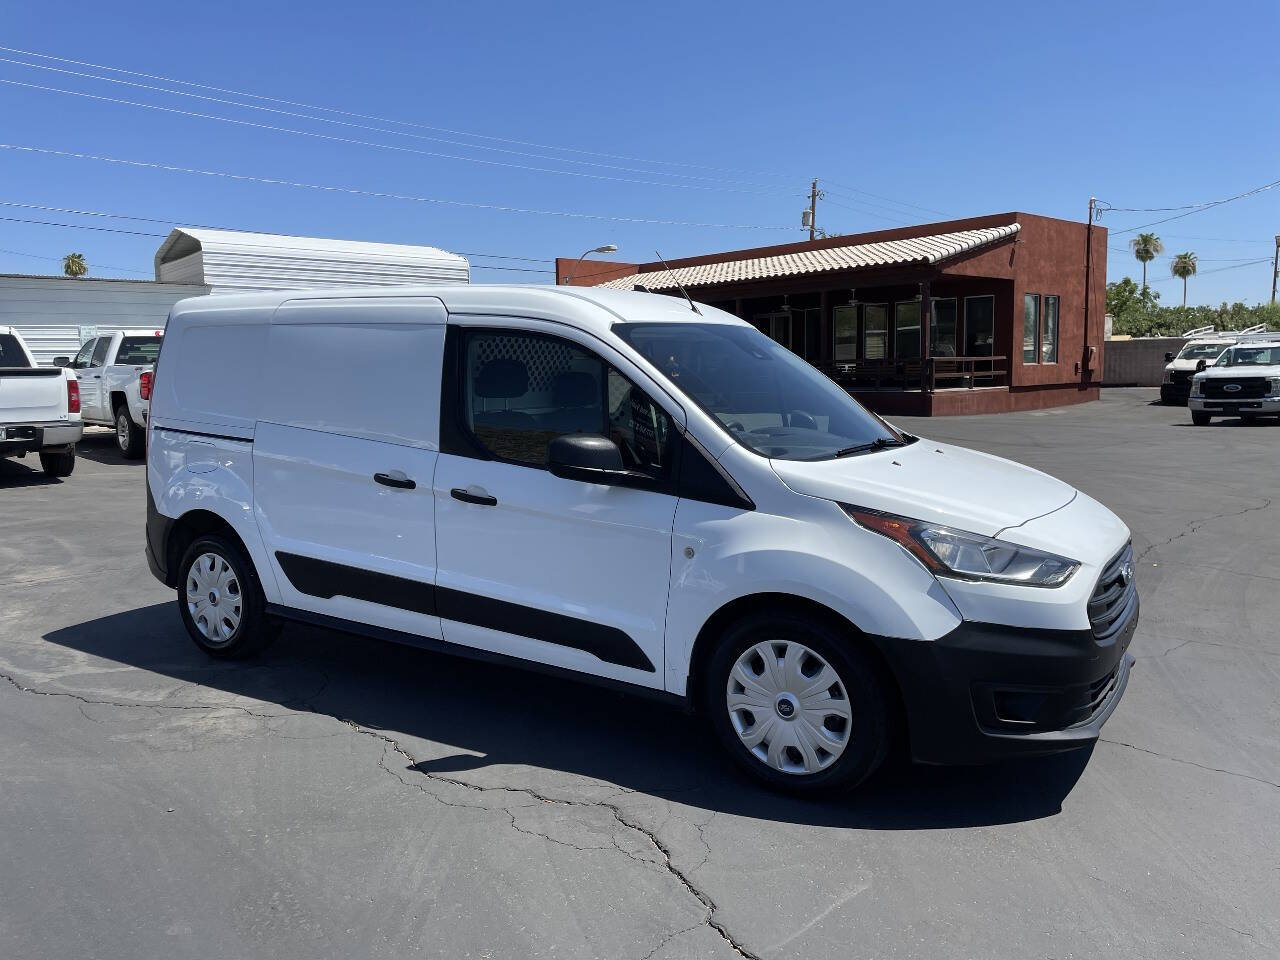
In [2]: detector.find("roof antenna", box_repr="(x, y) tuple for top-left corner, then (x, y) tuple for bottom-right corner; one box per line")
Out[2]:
(654, 250), (701, 315)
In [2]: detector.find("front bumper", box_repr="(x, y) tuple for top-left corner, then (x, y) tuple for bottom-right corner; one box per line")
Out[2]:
(870, 597), (1138, 765)
(1160, 380), (1192, 404)
(1188, 394), (1280, 415)
(0, 420), (83, 456)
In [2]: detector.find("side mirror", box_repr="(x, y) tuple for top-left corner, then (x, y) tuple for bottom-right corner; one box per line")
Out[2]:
(1196, 359), (1208, 372)
(548, 434), (632, 483)
(52, 356), (70, 367)
(1164, 352), (1175, 363)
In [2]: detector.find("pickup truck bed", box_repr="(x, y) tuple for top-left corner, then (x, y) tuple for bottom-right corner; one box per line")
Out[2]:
(1, 328), (82, 477)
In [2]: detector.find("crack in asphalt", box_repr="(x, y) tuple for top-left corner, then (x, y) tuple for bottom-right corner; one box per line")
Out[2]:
(342, 719), (761, 960)
(1, 669), (756, 958)
(1136, 497), (1274, 564)
(1099, 737), (1280, 791)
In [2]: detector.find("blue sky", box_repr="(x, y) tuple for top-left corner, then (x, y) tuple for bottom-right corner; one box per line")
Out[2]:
(1, 0), (1276, 305)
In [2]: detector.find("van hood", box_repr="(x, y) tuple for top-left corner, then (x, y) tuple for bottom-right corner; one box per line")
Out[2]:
(769, 439), (1076, 538)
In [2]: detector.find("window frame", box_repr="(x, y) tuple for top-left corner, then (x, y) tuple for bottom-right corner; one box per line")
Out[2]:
(90, 334), (114, 368)
(862, 303), (889, 360)
(1022, 293), (1041, 365)
(71, 339), (97, 370)
(832, 303), (858, 363)
(963, 295), (996, 357)
(928, 297), (959, 358)
(441, 323), (682, 493)
(1040, 295), (1060, 364)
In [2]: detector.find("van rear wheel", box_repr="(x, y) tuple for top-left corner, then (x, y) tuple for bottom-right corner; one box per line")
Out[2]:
(178, 535), (277, 659)
(703, 612), (892, 794)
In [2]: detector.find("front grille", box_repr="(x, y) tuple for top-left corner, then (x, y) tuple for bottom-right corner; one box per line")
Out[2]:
(1201, 377), (1269, 399)
(1089, 544), (1137, 642)
(1170, 370), (1193, 385)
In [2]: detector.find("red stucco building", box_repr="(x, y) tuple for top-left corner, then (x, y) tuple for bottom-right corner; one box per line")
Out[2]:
(557, 212), (1107, 415)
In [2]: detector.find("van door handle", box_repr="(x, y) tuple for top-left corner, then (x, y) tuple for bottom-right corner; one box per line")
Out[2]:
(374, 471), (416, 490)
(451, 487), (497, 506)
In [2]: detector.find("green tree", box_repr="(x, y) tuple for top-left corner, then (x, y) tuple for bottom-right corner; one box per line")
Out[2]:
(62, 253), (87, 278)
(1129, 232), (1163, 290)
(1169, 252), (1198, 306)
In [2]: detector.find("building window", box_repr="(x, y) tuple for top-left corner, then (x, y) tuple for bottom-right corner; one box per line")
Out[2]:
(754, 312), (790, 349)
(863, 304), (889, 360)
(833, 304), (858, 362)
(894, 301), (921, 359)
(929, 299), (958, 357)
(964, 296), (995, 356)
(1023, 294), (1040, 364)
(1041, 295), (1059, 363)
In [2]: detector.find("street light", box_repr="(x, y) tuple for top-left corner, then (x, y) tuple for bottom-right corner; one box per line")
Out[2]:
(563, 244), (618, 285)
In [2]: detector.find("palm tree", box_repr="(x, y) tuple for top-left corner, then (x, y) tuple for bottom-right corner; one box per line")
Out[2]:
(1170, 252), (1198, 306)
(1129, 233), (1163, 290)
(62, 253), (87, 278)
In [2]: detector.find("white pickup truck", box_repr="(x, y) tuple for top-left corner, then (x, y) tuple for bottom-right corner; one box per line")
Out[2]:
(0, 326), (82, 477)
(59, 329), (162, 458)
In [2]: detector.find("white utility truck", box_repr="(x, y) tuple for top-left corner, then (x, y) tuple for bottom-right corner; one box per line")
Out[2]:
(1159, 324), (1265, 405)
(0, 326), (82, 476)
(1189, 335), (1280, 425)
(58, 329), (162, 458)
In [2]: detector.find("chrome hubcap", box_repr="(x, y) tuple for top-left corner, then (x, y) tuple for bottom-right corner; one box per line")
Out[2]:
(116, 412), (129, 450)
(186, 552), (242, 646)
(726, 639), (851, 775)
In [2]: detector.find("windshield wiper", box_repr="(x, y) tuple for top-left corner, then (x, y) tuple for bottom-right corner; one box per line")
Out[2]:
(832, 436), (907, 458)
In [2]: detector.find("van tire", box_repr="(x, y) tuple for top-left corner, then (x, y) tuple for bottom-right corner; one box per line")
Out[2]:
(702, 612), (892, 794)
(177, 535), (278, 659)
(39, 447), (76, 477)
(1191, 411), (1211, 426)
(115, 406), (145, 459)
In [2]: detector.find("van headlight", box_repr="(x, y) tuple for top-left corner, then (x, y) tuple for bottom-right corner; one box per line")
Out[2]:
(843, 506), (1079, 587)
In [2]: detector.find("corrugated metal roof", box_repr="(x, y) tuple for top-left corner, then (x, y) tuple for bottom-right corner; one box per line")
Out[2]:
(154, 228), (470, 294)
(596, 224), (1020, 291)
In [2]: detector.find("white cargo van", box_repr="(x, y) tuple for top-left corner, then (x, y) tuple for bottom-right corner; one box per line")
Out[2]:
(146, 286), (1137, 792)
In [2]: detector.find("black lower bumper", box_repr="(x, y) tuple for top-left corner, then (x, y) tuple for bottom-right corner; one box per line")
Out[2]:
(870, 601), (1138, 765)
(145, 486), (176, 587)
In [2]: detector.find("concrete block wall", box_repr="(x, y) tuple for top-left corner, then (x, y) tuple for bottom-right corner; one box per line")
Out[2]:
(1102, 337), (1187, 387)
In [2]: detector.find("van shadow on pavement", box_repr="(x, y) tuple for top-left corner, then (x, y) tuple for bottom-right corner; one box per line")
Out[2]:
(44, 603), (1092, 830)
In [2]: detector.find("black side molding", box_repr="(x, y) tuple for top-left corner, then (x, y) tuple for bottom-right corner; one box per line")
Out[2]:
(276, 552), (436, 616)
(273, 552), (655, 672)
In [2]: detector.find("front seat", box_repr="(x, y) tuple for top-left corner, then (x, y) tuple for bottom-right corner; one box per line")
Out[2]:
(540, 370), (602, 434)
(472, 358), (537, 430)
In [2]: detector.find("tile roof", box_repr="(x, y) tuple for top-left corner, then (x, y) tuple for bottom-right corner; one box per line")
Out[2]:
(595, 224), (1020, 291)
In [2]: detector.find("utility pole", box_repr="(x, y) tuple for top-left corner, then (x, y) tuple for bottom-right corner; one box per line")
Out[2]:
(1083, 197), (1096, 358)
(1272, 234), (1279, 304)
(807, 179), (820, 241)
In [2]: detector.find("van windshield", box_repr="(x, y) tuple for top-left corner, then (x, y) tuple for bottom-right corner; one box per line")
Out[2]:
(614, 322), (904, 461)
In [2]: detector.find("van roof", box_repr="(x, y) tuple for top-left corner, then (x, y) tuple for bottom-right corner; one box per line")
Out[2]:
(169, 284), (745, 337)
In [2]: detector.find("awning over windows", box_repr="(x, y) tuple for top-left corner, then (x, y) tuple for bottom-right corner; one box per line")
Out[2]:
(595, 224), (1020, 292)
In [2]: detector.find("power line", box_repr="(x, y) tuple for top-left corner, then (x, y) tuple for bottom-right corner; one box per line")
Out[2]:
(0, 143), (802, 231)
(0, 246), (150, 276)
(1143, 258), (1270, 283)
(0, 55), (798, 196)
(819, 196), (914, 225)
(0, 199), (555, 264)
(1099, 175), (1280, 236)
(0, 77), (800, 198)
(0, 43), (803, 183)
(820, 178), (949, 217)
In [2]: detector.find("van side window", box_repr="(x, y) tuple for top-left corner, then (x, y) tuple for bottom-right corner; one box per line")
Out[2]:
(462, 330), (674, 478)
(607, 369), (673, 481)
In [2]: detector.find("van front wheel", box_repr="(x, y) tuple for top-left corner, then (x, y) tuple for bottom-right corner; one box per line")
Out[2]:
(178, 535), (277, 659)
(703, 612), (892, 794)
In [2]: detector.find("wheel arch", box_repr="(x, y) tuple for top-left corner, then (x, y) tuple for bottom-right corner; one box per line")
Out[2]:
(685, 593), (908, 738)
(165, 509), (252, 588)
(110, 390), (129, 414)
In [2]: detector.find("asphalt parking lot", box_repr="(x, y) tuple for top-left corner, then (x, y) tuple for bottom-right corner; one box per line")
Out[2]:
(2, 391), (1277, 960)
